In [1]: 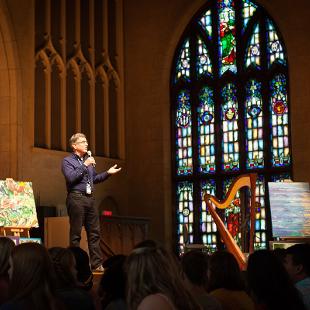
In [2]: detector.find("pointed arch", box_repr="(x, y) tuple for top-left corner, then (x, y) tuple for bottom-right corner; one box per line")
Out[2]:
(171, 0), (291, 253)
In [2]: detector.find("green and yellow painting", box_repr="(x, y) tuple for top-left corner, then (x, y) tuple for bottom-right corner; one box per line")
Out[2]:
(0, 179), (38, 227)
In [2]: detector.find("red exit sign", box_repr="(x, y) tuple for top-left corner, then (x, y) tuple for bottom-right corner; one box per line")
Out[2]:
(102, 210), (112, 216)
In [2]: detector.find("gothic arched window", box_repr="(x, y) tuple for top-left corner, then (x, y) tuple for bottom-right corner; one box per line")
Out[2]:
(171, 0), (291, 253)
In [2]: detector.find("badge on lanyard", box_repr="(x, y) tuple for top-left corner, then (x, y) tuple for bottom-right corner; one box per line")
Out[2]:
(86, 182), (92, 194)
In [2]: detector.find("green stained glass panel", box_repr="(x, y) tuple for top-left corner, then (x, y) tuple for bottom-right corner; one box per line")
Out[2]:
(198, 86), (215, 173)
(218, 0), (237, 75)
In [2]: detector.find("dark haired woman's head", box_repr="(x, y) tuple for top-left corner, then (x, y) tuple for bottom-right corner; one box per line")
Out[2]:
(68, 246), (93, 290)
(48, 247), (77, 289)
(133, 239), (158, 250)
(181, 250), (209, 287)
(208, 250), (245, 292)
(99, 255), (127, 307)
(0, 237), (15, 276)
(9, 242), (56, 306)
(247, 249), (306, 310)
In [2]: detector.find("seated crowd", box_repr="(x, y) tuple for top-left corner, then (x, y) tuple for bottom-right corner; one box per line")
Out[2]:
(0, 236), (309, 310)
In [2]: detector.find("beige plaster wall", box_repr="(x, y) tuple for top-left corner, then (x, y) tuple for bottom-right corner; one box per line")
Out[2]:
(0, 0), (128, 216)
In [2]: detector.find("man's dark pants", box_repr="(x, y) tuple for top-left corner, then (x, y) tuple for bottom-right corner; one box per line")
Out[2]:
(66, 192), (102, 269)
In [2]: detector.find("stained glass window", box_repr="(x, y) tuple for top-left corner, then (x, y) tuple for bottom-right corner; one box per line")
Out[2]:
(171, 0), (291, 253)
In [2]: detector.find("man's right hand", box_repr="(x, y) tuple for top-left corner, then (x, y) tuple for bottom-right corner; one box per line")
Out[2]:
(84, 157), (96, 167)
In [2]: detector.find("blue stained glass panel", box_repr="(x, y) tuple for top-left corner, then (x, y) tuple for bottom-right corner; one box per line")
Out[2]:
(177, 181), (194, 253)
(199, 9), (212, 39)
(242, 0), (257, 30)
(201, 180), (217, 251)
(176, 90), (193, 175)
(270, 74), (290, 167)
(175, 40), (190, 83)
(197, 37), (212, 77)
(245, 80), (264, 169)
(221, 83), (239, 171)
(246, 24), (260, 68)
(254, 176), (267, 249)
(198, 86), (216, 173)
(267, 19), (286, 67)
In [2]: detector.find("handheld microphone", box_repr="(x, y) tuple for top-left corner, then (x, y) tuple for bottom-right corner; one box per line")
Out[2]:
(87, 150), (96, 167)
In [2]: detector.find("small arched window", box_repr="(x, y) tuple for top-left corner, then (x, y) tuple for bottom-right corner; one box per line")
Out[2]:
(171, 0), (291, 253)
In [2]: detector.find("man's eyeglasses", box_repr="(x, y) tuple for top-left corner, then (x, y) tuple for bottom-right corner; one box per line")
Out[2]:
(75, 140), (88, 144)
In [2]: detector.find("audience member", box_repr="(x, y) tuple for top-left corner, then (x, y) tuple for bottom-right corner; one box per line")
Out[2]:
(68, 246), (93, 291)
(48, 247), (95, 310)
(126, 243), (200, 310)
(0, 238), (15, 305)
(272, 247), (287, 263)
(181, 250), (222, 310)
(247, 249), (306, 310)
(208, 250), (254, 310)
(0, 242), (62, 310)
(99, 255), (127, 310)
(284, 243), (310, 309)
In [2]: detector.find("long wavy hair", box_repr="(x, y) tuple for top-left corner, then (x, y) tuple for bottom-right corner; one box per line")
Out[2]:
(48, 247), (77, 289)
(9, 242), (60, 310)
(0, 237), (15, 276)
(126, 245), (200, 310)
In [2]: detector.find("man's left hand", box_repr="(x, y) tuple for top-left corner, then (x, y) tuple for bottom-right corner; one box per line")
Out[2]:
(107, 164), (122, 175)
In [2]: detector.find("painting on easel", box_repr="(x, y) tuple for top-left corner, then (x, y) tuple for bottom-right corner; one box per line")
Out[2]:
(0, 178), (38, 228)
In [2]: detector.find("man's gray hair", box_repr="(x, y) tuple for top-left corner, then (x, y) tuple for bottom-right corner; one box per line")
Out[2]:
(69, 133), (86, 148)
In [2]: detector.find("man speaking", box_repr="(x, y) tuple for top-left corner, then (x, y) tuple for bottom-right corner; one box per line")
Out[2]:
(62, 133), (121, 272)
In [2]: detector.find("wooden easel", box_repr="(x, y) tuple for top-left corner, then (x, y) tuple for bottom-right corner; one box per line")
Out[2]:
(0, 226), (30, 238)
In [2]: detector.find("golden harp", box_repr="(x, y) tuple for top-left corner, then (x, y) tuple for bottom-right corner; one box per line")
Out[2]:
(204, 173), (257, 270)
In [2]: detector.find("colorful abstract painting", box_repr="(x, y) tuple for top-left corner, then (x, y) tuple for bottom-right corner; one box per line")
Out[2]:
(269, 182), (310, 237)
(0, 179), (38, 227)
